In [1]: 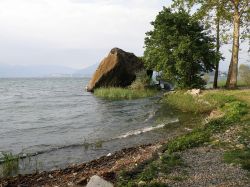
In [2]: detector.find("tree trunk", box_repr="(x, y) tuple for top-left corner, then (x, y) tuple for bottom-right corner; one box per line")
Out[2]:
(226, 9), (240, 89)
(213, 16), (220, 89)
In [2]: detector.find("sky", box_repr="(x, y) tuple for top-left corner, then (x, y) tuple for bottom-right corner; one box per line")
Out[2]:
(0, 0), (248, 72)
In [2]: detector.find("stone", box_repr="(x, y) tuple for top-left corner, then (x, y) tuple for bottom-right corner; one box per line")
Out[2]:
(187, 89), (201, 96)
(86, 175), (114, 187)
(138, 181), (146, 186)
(87, 48), (144, 92)
(236, 144), (245, 149)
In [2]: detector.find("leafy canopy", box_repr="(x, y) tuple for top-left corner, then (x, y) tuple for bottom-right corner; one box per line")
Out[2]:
(144, 8), (218, 88)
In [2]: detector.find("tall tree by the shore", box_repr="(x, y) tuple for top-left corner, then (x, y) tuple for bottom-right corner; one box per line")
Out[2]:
(226, 0), (249, 89)
(172, 0), (230, 89)
(172, 0), (250, 89)
(143, 8), (217, 88)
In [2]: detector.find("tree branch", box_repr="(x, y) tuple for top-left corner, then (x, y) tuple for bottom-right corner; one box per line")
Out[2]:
(230, 0), (237, 9)
(240, 0), (250, 17)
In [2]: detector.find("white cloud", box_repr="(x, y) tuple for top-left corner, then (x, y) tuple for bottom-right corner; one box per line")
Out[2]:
(0, 0), (247, 71)
(0, 0), (169, 68)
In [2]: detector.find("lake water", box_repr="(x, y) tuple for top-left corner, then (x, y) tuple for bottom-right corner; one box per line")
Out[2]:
(0, 78), (179, 176)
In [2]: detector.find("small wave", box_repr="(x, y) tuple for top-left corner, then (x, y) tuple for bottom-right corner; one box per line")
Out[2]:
(117, 119), (179, 139)
(144, 110), (156, 122)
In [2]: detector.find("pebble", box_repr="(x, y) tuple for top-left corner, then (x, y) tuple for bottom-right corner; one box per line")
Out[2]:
(37, 177), (43, 181)
(49, 174), (53, 179)
(107, 153), (112, 157)
(138, 181), (146, 186)
(67, 182), (74, 186)
(236, 144), (245, 149)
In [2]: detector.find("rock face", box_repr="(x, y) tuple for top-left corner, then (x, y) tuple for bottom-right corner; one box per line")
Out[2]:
(86, 175), (114, 187)
(87, 48), (144, 92)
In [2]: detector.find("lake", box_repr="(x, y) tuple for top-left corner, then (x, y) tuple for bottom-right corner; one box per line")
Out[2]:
(0, 78), (178, 176)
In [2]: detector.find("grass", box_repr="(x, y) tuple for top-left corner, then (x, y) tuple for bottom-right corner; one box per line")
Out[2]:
(224, 149), (250, 171)
(94, 87), (158, 100)
(206, 80), (248, 88)
(116, 153), (183, 187)
(0, 152), (19, 177)
(166, 129), (211, 153)
(163, 91), (213, 114)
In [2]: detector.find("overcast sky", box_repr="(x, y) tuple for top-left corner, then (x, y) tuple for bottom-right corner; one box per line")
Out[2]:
(0, 0), (248, 71)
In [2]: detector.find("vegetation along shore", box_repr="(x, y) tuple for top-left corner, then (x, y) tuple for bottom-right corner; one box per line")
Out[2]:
(1, 0), (250, 186)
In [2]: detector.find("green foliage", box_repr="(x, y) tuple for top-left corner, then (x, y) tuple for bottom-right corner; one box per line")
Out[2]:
(203, 92), (237, 107)
(164, 92), (213, 114)
(224, 149), (250, 171)
(130, 70), (151, 90)
(94, 88), (157, 100)
(222, 101), (248, 123)
(166, 129), (210, 154)
(138, 163), (158, 181)
(239, 64), (250, 86)
(144, 8), (217, 89)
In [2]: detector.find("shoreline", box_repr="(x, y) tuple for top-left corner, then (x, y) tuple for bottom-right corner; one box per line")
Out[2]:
(1, 89), (250, 187)
(0, 143), (161, 187)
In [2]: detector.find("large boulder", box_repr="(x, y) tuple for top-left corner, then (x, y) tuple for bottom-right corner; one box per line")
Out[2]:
(87, 48), (144, 92)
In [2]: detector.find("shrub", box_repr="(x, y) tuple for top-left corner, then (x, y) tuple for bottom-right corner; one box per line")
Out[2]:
(130, 70), (151, 90)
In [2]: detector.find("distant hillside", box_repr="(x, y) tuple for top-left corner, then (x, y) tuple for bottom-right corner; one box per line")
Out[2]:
(73, 64), (98, 77)
(0, 64), (76, 78)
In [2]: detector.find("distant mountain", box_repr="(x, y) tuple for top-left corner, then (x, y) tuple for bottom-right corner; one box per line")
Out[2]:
(73, 63), (98, 77)
(0, 64), (76, 78)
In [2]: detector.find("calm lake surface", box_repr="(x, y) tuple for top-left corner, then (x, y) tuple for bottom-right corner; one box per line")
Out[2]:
(0, 78), (179, 175)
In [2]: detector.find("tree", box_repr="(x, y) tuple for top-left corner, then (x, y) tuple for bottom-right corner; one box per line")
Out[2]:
(239, 64), (250, 85)
(226, 0), (250, 89)
(143, 8), (217, 89)
(172, 0), (250, 89)
(172, 0), (230, 88)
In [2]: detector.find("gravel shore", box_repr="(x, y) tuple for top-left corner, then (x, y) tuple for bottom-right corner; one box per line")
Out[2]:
(162, 146), (250, 187)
